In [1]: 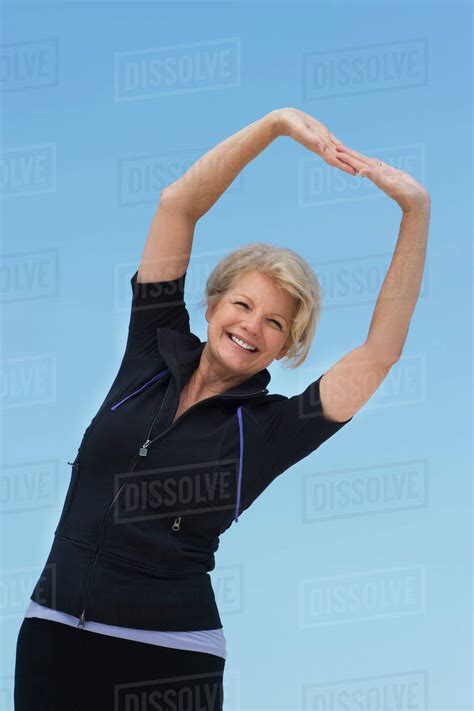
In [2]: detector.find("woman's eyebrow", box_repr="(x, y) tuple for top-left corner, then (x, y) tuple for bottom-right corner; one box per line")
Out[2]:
(234, 292), (289, 324)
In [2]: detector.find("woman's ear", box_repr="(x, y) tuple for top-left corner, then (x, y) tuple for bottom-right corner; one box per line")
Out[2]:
(275, 339), (292, 361)
(205, 300), (216, 324)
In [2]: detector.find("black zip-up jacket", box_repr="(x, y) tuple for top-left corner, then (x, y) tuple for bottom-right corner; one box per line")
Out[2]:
(30, 268), (353, 631)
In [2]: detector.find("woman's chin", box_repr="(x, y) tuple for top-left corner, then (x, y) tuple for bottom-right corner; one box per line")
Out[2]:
(221, 334), (258, 367)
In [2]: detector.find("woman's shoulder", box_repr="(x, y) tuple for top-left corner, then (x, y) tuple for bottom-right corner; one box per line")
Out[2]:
(242, 391), (287, 423)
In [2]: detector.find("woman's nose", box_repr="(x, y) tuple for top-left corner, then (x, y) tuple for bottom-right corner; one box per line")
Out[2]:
(241, 317), (262, 336)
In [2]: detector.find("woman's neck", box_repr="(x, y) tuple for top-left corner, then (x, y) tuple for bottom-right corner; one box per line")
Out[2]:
(185, 344), (252, 400)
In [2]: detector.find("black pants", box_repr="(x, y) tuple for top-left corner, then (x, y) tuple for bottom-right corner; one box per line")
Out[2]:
(14, 617), (225, 710)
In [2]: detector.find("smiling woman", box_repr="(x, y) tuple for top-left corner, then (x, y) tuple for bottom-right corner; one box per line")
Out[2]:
(228, 331), (258, 351)
(200, 242), (320, 367)
(16, 107), (430, 710)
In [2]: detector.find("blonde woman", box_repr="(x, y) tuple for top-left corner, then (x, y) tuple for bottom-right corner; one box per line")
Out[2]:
(15, 108), (430, 710)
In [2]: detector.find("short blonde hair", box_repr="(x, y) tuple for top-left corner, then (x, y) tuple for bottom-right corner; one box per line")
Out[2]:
(198, 242), (322, 369)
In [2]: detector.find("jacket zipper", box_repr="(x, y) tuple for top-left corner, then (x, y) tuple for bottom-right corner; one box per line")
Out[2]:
(76, 385), (267, 628)
(137, 387), (267, 458)
(76, 378), (172, 629)
(140, 389), (267, 534)
(77, 449), (142, 628)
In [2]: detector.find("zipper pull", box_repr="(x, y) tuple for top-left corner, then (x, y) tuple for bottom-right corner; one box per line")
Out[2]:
(78, 610), (86, 628)
(139, 439), (152, 457)
(172, 516), (181, 531)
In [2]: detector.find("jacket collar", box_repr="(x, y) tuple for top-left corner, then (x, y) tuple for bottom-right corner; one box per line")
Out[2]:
(156, 328), (271, 399)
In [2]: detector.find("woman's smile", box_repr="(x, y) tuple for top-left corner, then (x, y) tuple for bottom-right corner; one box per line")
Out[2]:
(225, 331), (259, 354)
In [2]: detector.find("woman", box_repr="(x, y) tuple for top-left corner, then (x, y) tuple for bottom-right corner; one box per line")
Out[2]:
(14, 108), (430, 710)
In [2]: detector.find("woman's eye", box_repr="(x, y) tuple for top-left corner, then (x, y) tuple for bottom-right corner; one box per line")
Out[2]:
(234, 301), (282, 329)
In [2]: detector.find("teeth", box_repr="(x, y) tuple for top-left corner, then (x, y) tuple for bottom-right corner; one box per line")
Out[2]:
(230, 334), (257, 351)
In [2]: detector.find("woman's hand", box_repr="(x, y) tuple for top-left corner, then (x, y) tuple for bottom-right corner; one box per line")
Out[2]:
(335, 145), (431, 213)
(271, 107), (358, 176)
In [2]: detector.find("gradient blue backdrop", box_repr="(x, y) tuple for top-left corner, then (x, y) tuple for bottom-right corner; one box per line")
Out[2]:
(1, 2), (472, 710)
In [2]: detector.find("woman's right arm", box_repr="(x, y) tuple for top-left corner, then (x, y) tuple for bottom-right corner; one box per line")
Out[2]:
(137, 110), (282, 284)
(138, 107), (355, 284)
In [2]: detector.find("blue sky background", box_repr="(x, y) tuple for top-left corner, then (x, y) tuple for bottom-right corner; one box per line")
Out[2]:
(1, 2), (472, 709)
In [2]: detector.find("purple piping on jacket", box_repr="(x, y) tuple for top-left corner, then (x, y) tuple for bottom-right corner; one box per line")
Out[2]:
(110, 368), (170, 410)
(111, 371), (245, 523)
(234, 405), (244, 523)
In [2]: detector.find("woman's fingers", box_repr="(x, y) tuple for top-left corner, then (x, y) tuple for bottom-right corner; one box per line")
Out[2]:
(332, 157), (357, 175)
(313, 141), (358, 175)
(334, 150), (365, 174)
(336, 147), (382, 174)
(296, 121), (357, 175)
(359, 160), (390, 177)
(335, 147), (390, 176)
(324, 147), (357, 175)
(332, 155), (358, 175)
(335, 144), (374, 165)
(282, 109), (352, 171)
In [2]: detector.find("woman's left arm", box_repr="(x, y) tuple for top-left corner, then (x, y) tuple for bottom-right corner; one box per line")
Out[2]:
(317, 147), (431, 422)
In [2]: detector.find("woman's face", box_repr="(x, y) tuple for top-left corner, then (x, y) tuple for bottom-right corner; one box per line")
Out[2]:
(205, 270), (299, 376)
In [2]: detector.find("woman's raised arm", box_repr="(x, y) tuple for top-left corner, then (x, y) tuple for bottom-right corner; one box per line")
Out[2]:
(316, 148), (431, 422)
(137, 110), (281, 284)
(137, 107), (353, 284)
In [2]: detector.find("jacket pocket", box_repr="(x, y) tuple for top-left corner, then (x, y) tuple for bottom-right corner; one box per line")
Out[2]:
(54, 459), (81, 535)
(169, 521), (217, 556)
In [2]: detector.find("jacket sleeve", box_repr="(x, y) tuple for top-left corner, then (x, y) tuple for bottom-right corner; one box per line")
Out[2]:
(263, 372), (353, 480)
(123, 269), (191, 358)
